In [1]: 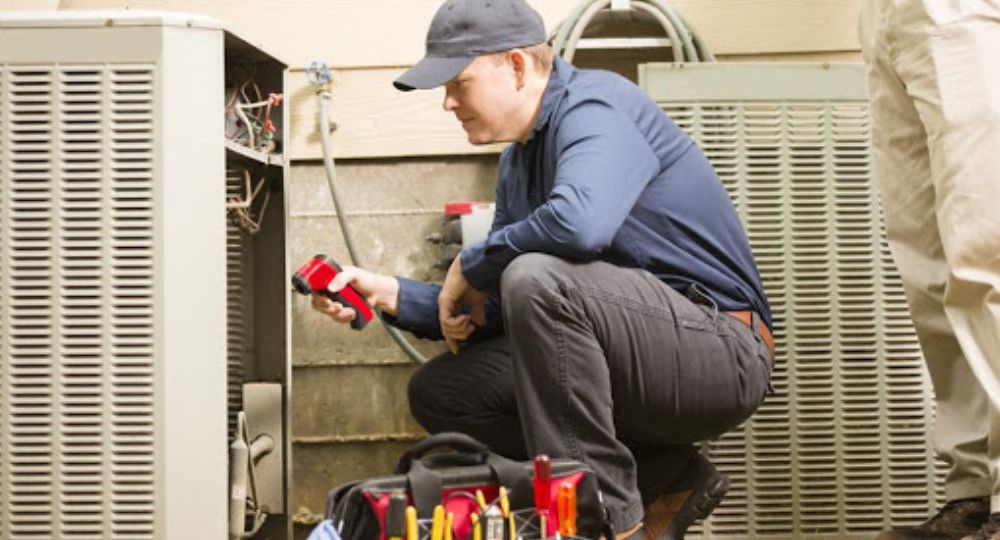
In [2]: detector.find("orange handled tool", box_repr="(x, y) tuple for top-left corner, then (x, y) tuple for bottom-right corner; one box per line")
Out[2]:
(557, 482), (577, 536)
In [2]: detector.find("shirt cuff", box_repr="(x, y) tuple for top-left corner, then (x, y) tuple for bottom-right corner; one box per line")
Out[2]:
(380, 277), (443, 340)
(460, 238), (517, 292)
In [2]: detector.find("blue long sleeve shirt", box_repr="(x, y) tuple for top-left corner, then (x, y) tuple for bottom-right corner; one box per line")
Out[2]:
(386, 57), (771, 340)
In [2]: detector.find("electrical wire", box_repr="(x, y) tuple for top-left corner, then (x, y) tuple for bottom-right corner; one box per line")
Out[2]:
(226, 169), (271, 236)
(226, 78), (283, 153)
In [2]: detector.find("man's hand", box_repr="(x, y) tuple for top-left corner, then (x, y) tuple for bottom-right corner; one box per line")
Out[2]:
(311, 265), (400, 325)
(439, 256), (487, 354)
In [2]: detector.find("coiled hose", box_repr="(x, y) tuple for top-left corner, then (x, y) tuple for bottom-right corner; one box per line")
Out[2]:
(550, 0), (714, 63)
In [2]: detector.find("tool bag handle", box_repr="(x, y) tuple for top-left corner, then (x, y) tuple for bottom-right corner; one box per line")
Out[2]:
(393, 432), (490, 474)
(395, 432), (532, 518)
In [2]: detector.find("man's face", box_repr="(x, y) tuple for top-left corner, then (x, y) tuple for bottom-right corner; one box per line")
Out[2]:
(442, 54), (522, 145)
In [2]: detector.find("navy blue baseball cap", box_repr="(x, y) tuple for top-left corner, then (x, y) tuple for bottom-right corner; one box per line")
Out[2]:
(394, 0), (547, 91)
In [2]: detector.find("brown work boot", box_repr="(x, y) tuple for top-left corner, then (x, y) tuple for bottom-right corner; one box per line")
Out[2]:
(873, 497), (990, 540)
(960, 512), (1000, 540)
(642, 453), (729, 540)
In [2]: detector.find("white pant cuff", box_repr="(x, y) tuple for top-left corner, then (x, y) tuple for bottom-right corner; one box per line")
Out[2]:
(946, 479), (991, 502)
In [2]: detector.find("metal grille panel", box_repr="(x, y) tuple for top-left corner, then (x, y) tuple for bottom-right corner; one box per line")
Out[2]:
(226, 166), (251, 440)
(641, 64), (944, 539)
(0, 64), (156, 540)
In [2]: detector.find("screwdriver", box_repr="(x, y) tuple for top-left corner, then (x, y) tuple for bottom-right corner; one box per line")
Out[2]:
(386, 491), (407, 540)
(431, 505), (446, 540)
(534, 455), (552, 540)
(444, 511), (454, 540)
(557, 482), (577, 537)
(499, 486), (515, 540)
(471, 512), (482, 540)
(406, 506), (418, 540)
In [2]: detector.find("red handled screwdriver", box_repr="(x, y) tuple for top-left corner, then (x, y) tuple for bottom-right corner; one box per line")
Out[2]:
(534, 455), (552, 540)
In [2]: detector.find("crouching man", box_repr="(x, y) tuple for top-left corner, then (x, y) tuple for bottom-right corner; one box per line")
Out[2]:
(312, 1), (774, 538)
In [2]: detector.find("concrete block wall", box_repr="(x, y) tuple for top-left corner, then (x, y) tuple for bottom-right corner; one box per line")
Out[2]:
(287, 157), (498, 534)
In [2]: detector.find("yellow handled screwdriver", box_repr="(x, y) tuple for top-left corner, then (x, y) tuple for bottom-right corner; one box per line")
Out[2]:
(405, 506), (418, 540)
(498, 487), (510, 517)
(471, 512), (482, 540)
(431, 505), (445, 540)
(499, 487), (515, 540)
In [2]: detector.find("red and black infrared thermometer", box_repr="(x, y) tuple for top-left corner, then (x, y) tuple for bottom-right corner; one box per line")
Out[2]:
(291, 255), (373, 331)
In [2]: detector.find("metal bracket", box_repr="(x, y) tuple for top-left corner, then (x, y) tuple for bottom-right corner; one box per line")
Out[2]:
(244, 382), (285, 514)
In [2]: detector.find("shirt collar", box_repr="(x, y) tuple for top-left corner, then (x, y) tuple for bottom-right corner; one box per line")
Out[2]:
(525, 55), (572, 143)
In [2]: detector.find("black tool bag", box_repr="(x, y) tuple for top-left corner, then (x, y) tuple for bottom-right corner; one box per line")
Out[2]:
(326, 432), (609, 540)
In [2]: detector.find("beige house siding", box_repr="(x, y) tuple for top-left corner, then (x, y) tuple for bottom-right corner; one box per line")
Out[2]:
(0, 0), (61, 9)
(54, 0), (861, 159)
(56, 0), (861, 67)
(287, 49), (864, 161)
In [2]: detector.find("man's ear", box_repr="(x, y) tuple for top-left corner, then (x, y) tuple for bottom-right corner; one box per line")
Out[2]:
(508, 49), (527, 90)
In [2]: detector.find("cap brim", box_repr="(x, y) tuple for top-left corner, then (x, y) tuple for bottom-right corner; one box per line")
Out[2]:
(393, 56), (476, 91)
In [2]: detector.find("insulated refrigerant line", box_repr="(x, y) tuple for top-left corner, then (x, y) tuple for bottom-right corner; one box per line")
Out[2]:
(309, 61), (429, 364)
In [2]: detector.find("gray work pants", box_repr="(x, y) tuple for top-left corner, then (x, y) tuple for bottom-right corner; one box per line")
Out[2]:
(407, 253), (773, 531)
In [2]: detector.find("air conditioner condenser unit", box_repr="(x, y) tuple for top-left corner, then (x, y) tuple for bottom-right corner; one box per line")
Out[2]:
(0, 11), (292, 539)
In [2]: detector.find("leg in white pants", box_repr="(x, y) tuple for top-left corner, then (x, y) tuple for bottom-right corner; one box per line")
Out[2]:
(859, 0), (1000, 512)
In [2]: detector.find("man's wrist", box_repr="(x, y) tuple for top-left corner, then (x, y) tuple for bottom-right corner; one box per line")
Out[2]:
(375, 275), (400, 316)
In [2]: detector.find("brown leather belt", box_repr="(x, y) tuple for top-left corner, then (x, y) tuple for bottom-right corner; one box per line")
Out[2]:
(725, 311), (775, 363)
